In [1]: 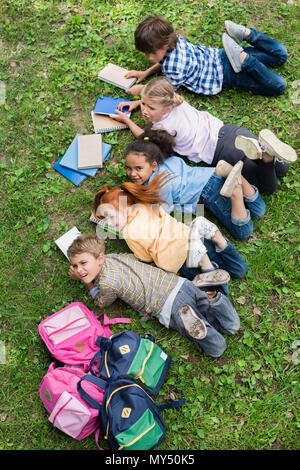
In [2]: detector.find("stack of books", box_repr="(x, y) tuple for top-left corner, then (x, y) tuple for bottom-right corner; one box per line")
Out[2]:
(91, 96), (132, 134)
(53, 133), (112, 186)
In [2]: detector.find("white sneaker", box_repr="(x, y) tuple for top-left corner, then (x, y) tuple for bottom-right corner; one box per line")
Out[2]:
(190, 216), (219, 240)
(235, 135), (262, 160)
(258, 129), (297, 163)
(220, 160), (243, 197)
(178, 305), (207, 339)
(186, 232), (207, 268)
(186, 217), (219, 268)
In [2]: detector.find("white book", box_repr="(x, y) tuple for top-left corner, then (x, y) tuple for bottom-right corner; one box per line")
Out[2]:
(55, 227), (81, 260)
(98, 63), (137, 90)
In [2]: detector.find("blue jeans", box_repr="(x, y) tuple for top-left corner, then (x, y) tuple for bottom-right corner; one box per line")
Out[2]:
(200, 173), (266, 239)
(221, 28), (288, 95)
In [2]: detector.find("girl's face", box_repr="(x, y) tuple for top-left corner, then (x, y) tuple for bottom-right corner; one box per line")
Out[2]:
(125, 152), (158, 185)
(140, 95), (173, 122)
(96, 203), (128, 232)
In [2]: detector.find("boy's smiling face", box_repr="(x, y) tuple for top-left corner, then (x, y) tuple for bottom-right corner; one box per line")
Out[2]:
(70, 252), (104, 284)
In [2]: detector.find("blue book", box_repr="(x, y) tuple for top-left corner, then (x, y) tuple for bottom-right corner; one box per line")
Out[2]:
(93, 96), (131, 117)
(59, 134), (112, 177)
(53, 158), (88, 186)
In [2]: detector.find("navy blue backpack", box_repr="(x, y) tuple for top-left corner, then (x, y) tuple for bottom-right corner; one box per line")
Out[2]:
(77, 374), (185, 451)
(89, 331), (171, 396)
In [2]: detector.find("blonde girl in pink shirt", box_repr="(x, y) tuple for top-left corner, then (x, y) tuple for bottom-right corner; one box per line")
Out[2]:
(111, 78), (296, 196)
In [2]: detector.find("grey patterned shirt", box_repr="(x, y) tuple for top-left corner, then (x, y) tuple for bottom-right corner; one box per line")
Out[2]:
(90, 253), (180, 319)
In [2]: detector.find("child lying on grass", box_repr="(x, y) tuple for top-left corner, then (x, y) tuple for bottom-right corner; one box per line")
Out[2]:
(67, 234), (240, 358)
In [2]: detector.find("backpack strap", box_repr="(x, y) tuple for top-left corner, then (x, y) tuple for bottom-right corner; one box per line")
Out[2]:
(157, 398), (185, 412)
(89, 336), (112, 376)
(77, 374), (107, 410)
(98, 313), (131, 328)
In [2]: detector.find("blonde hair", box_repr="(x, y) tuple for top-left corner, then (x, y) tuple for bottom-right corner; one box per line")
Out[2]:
(142, 78), (183, 107)
(67, 234), (105, 260)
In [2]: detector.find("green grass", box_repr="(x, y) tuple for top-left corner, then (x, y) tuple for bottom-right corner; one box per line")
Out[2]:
(0, 0), (299, 451)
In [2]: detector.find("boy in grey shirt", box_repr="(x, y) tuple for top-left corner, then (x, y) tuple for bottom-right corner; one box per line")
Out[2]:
(68, 235), (240, 358)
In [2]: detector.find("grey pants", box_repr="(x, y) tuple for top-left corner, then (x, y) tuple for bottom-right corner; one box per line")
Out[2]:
(169, 280), (240, 357)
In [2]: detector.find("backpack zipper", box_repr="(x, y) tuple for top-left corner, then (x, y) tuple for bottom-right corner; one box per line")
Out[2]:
(134, 341), (154, 384)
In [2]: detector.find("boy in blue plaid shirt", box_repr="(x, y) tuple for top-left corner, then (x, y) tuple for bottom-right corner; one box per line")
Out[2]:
(125, 16), (288, 97)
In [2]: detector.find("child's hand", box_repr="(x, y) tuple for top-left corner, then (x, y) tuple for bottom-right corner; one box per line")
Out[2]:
(68, 266), (80, 281)
(125, 70), (146, 84)
(109, 109), (131, 123)
(116, 101), (136, 113)
(125, 84), (145, 96)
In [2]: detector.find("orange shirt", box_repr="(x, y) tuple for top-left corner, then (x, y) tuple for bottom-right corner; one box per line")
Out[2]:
(122, 203), (190, 274)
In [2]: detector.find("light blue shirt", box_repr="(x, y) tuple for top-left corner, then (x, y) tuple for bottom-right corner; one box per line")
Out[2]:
(145, 156), (215, 214)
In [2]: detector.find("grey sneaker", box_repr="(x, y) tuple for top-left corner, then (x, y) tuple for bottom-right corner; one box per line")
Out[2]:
(178, 305), (207, 339)
(222, 33), (244, 73)
(225, 20), (246, 44)
(258, 129), (297, 163)
(235, 135), (262, 160)
(192, 269), (231, 288)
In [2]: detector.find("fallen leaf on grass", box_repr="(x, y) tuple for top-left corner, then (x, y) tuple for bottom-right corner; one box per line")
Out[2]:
(253, 307), (261, 316)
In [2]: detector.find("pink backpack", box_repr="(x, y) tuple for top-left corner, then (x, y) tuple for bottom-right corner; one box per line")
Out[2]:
(40, 363), (104, 441)
(38, 302), (130, 370)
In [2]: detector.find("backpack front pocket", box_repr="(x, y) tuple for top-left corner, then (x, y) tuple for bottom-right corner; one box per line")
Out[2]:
(127, 338), (169, 393)
(42, 305), (90, 345)
(115, 409), (163, 450)
(49, 391), (91, 438)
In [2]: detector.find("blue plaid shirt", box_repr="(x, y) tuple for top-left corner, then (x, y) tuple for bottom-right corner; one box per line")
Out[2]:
(160, 36), (224, 95)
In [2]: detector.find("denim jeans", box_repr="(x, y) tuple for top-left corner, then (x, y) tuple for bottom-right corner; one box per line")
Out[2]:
(169, 281), (240, 357)
(200, 173), (266, 239)
(221, 28), (288, 96)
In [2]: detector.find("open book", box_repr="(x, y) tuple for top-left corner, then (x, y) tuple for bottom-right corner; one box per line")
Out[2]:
(98, 63), (137, 90)
(55, 227), (82, 260)
(90, 212), (123, 238)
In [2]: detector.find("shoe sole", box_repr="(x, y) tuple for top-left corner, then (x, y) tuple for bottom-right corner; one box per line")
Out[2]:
(259, 129), (297, 163)
(222, 33), (242, 73)
(192, 269), (230, 287)
(178, 305), (207, 339)
(219, 160), (243, 197)
(235, 135), (262, 160)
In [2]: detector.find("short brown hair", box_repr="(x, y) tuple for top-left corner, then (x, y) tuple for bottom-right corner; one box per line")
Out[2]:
(67, 234), (105, 260)
(135, 15), (178, 53)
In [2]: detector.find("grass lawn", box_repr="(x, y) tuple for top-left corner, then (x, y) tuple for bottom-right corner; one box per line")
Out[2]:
(0, 0), (299, 451)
